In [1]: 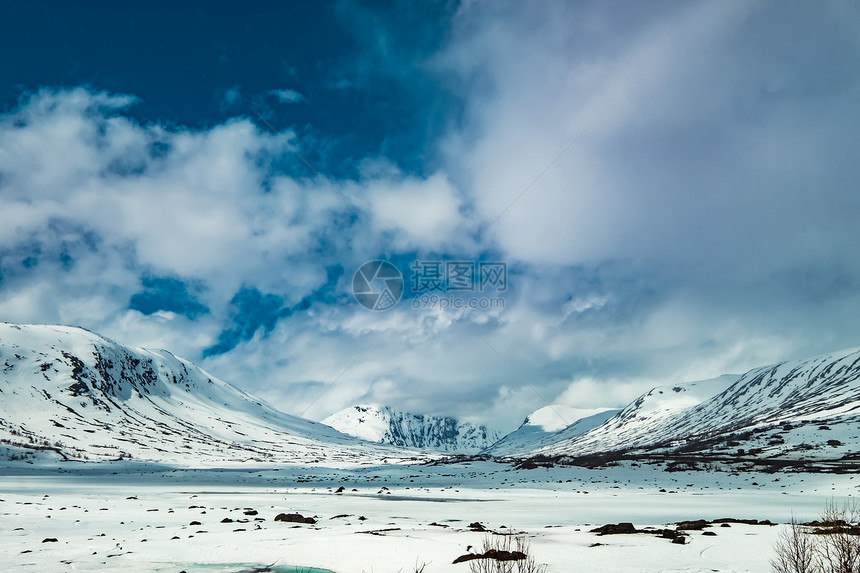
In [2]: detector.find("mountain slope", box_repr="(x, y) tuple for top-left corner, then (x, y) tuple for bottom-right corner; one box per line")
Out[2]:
(484, 406), (620, 457)
(0, 323), (419, 465)
(322, 404), (501, 453)
(527, 349), (860, 463)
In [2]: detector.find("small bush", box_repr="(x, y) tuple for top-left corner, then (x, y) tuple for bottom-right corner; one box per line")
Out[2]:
(772, 500), (860, 573)
(469, 534), (548, 573)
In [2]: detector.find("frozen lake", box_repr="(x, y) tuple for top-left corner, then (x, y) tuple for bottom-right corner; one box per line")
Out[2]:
(2, 460), (857, 572)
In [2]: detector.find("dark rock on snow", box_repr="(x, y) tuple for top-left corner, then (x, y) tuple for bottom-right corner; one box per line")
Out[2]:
(274, 512), (316, 524)
(590, 522), (638, 535)
(453, 549), (527, 564)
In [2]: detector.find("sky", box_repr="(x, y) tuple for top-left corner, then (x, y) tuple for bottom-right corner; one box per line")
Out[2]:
(1, 1), (859, 432)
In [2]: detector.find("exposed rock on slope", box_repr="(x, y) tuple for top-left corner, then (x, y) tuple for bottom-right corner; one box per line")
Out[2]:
(0, 323), (419, 465)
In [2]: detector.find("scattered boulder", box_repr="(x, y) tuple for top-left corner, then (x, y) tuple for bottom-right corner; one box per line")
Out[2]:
(676, 520), (710, 530)
(42, 538), (58, 543)
(469, 522), (487, 532)
(274, 512), (316, 524)
(220, 518), (233, 523)
(703, 531), (717, 536)
(243, 509), (258, 516)
(672, 536), (687, 545)
(590, 522), (638, 535)
(189, 521), (202, 526)
(485, 549), (527, 561)
(590, 522), (693, 544)
(335, 486), (345, 493)
(713, 518), (773, 526)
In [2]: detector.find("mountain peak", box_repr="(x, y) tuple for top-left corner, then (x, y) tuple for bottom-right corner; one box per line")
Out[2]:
(0, 323), (417, 465)
(521, 405), (615, 432)
(322, 404), (501, 453)
(506, 349), (860, 462)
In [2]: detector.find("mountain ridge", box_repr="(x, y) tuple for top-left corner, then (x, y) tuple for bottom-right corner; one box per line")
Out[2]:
(510, 348), (860, 466)
(322, 403), (501, 453)
(0, 323), (421, 465)
(4, 322), (860, 471)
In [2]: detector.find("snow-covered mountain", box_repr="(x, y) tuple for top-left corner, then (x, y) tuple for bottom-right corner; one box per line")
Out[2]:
(0, 323), (421, 465)
(522, 375), (738, 456)
(6, 322), (859, 470)
(484, 405), (620, 457)
(322, 404), (501, 453)
(514, 349), (860, 464)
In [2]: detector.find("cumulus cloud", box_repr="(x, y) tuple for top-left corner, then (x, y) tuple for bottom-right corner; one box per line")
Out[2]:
(0, 87), (497, 424)
(348, 169), (475, 252)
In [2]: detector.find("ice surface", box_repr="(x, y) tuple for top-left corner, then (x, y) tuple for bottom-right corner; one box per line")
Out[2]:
(1, 460), (853, 572)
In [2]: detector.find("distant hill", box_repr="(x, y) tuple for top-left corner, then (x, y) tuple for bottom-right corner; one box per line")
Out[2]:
(322, 404), (501, 453)
(0, 323), (419, 465)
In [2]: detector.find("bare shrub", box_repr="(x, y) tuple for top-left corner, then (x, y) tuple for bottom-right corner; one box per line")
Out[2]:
(816, 501), (860, 573)
(468, 534), (548, 573)
(772, 516), (816, 573)
(772, 501), (860, 573)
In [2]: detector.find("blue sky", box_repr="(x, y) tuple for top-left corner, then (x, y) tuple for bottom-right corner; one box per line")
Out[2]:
(0, 1), (458, 176)
(1, 1), (859, 431)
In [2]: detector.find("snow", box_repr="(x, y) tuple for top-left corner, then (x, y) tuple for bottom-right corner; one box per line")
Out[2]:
(323, 405), (393, 443)
(4, 323), (860, 571)
(0, 324), (426, 466)
(510, 349), (860, 462)
(522, 405), (612, 433)
(322, 404), (501, 453)
(485, 406), (620, 457)
(1, 459), (855, 572)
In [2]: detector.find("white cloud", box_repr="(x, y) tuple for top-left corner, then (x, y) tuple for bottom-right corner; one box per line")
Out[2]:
(441, 0), (860, 276)
(351, 170), (474, 252)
